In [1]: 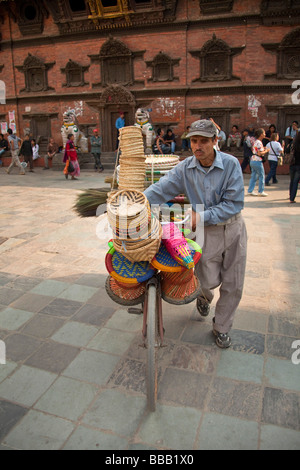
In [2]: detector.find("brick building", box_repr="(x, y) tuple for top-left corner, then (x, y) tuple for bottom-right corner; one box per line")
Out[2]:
(0, 0), (300, 157)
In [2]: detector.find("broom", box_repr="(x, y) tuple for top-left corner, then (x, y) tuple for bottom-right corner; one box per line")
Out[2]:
(73, 188), (111, 217)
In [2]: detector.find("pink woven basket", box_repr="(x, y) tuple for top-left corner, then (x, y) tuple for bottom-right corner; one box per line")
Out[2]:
(162, 222), (194, 270)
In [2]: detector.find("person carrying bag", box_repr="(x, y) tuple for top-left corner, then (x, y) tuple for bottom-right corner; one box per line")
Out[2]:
(265, 132), (283, 186)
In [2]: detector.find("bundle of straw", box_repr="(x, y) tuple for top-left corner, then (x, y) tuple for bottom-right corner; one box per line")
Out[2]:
(73, 188), (110, 218)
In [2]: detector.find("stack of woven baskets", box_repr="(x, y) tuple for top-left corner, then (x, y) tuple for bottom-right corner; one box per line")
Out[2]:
(145, 154), (180, 187)
(117, 126), (146, 191)
(107, 189), (162, 263)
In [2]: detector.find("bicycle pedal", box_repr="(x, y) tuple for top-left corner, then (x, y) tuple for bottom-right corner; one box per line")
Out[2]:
(127, 307), (143, 315)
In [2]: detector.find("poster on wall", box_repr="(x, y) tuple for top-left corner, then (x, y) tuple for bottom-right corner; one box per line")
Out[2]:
(8, 111), (16, 133)
(0, 122), (7, 134)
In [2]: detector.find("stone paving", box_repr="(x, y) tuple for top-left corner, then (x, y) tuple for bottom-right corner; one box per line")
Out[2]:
(0, 167), (299, 450)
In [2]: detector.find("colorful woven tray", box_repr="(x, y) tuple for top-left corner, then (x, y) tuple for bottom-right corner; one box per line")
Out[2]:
(151, 239), (202, 272)
(105, 243), (156, 284)
(105, 275), (146, 306)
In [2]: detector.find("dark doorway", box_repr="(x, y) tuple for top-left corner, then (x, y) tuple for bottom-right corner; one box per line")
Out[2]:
(30, 116), (51, 154)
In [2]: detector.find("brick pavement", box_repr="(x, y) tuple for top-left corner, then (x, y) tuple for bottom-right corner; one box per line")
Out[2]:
(0, 168), (299, 450)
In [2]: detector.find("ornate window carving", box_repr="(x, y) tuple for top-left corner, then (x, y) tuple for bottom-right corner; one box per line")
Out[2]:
(199, 0), (233, 15)
(89, 36), (144, 87)
(261, 1), (300, 25)
(67, 0), (89, 17)
(87, 0), (132, 20)
(16, 54), (55, 93)
(262, 28), (300, 79)
(99, 84), (136, 106)
(190, 34), (244, 82)
(278, 29), (300, 78)
(146, 52), (180, 82)
(61, 59), (89, 87)
(100, 37), (133, 85)
(14, 0), (48, 35)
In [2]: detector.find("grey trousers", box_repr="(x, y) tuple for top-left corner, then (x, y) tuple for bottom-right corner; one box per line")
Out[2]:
(195, 215), (247, 333)
(7, 149), (25, 174)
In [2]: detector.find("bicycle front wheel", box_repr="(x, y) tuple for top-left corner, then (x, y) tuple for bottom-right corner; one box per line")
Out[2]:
(146, 283), (158, 412)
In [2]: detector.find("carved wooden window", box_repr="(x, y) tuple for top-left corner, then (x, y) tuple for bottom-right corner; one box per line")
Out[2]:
(68, 0), (88, 16)
(263, 28), (300, 79)
(146, 52), (180, 82)
(278, 29), (300, 79)
(87, 0), (131, 18)
(199, 0), (233, 14)
(201, 35), (231, 81)
(61, 59), (89, 87)
(190, 34), (244, 82)
(69, 0), (86, 11)
(15, 0), (48, 35)
(261, 1), (300, 24)
(16, 54), (55, 93)
(99, 37), (134, 86)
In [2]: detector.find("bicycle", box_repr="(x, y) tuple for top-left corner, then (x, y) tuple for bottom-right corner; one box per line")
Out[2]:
(140, 214), (202, 411)
(106, 212), (202, 412)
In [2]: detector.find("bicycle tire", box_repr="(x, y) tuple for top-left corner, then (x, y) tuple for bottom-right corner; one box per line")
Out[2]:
(146, 283), (158, 412)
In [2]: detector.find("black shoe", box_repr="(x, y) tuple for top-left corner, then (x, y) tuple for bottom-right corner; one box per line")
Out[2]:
(212, 318), (231, 348)
(43, 167), (49, 170)
(65, 174), (68, 179)
(196, 297), (210, 317)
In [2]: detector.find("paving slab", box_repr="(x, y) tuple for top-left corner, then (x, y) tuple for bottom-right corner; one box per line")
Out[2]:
(0, 168), (299, 450)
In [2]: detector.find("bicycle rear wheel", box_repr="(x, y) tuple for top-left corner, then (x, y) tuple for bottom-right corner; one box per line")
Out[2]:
(146, 283), (158, 412)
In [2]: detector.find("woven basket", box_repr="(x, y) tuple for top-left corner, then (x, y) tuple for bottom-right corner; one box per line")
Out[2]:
(118, 126), (146, 191)
(105, 275), (146, 306)
(161, 269), (202, 305)
(105, 244), (156, 285)
(151, 239), (202, 273)
(113, 219), (162, 263)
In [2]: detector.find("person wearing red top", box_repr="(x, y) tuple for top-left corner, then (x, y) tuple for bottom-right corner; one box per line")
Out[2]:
(63, 133), (80, 180)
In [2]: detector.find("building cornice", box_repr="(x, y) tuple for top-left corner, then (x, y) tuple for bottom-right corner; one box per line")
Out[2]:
(3, 12), (299, 51)
(3, 82), (294, 104)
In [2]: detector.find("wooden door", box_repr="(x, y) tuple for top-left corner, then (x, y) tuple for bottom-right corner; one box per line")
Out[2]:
(31, 116), (50, 140)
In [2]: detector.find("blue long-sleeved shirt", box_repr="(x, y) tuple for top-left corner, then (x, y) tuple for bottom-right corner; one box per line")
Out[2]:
(115, 117), (125, 130)
(144, 151), (244, 226)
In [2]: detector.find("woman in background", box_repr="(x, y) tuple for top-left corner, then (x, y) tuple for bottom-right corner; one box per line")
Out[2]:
(265, 133), (283, 186)
(63, 134), (80, 180)
(31, 139), (40, 161)
(247, 128), (269, 197)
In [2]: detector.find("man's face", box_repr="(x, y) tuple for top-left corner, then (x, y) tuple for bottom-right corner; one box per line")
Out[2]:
(190, 135), (216, 166)
(292, 122), (298, 130)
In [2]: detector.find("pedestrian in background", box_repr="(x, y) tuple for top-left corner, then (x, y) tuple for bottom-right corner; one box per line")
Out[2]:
(90, 129), (104, 172)
(20, 134), (34, 172)
(44, 138), (58, 170)
(63, 133), (80, 180)
(181, 126), (191, 151)
(6, 128), (25, 175)
(31, 139), (40, 162)
(0, 133), (8, 167)
(247, 128), (269, 197)
(265, 132), (283, 186)
(241, 128), (254, 173)
(289, 132), (300, 203)
(115, 111), (125, 150)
